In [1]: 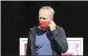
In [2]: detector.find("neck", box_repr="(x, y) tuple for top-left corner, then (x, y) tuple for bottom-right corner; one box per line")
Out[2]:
(38, 26), (48, 31)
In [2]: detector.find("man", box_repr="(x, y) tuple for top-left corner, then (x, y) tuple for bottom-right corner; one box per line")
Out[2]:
(26, 6), (68, 56)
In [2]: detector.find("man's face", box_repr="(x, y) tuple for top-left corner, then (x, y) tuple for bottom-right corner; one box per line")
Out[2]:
(39, 10), (52, 22)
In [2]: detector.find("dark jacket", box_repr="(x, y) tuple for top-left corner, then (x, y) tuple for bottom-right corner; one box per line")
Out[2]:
(26, 25), (68, 56)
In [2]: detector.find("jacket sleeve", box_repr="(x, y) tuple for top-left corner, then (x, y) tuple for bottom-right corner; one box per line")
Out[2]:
(26, 31), (31, 56)
(51, 26), (68, 53)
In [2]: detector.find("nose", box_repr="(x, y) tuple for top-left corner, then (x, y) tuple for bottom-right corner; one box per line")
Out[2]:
(40, 18), (43, 21)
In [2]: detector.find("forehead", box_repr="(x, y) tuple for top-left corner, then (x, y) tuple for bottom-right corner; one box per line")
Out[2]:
(39, 10), (51, 17)
(39, 9), (51, 15)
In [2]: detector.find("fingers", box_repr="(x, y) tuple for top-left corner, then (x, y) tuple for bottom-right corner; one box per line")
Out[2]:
(48, 20), (53, 27)
(49, 20), (53, 24)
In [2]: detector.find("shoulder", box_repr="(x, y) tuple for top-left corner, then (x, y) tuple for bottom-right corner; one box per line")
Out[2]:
(29, 25), (37, 31)
(56, 25), (64, 30)
(28, 26), (37, 36)
(56, 25), (65, 32)
(56, 25), (66, 36)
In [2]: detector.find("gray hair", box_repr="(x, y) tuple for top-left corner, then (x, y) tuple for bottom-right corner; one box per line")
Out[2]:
(39, 6), (55, 19)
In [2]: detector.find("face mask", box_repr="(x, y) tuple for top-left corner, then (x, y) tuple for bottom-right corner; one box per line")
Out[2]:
(39, 20), (49, 30)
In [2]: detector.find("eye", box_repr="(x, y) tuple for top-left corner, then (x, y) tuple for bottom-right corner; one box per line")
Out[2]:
(42, 18), (46, 20)
(39, 17), (42, 19)
(39, 17), (46, 20)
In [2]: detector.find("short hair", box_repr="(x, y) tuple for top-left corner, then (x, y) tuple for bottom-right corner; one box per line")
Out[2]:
(39, 6), (55, 19)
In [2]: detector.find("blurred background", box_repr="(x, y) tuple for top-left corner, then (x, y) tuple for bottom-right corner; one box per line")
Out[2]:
(1, 1), (87, 56)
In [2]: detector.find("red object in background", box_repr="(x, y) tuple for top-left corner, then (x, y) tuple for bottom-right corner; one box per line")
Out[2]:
(62, 53), (72, 56)
(24, 44), (27, 56)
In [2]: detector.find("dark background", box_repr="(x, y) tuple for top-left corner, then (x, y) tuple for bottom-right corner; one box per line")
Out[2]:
(1, 1), (87, 56)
